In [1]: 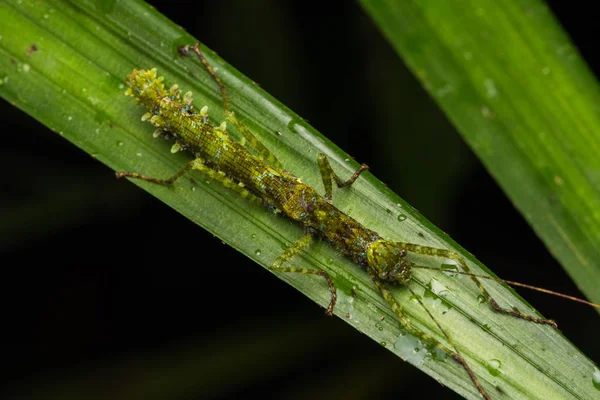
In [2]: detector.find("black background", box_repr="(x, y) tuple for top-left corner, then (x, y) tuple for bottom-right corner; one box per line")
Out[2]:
(2, 1), (599, 399)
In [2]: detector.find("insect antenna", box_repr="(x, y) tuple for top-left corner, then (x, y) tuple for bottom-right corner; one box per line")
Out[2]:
(413, 265), (600, 310)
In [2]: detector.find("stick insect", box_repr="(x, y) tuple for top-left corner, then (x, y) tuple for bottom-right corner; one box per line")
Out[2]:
(116, 43), (599, 400)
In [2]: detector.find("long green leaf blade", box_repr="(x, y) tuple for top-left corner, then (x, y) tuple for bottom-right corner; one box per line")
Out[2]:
(1, 1), (598, 399)
(360, 0), (600, 307)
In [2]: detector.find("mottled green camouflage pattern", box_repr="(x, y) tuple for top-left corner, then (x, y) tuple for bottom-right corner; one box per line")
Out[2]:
(126, 68), (381, 266)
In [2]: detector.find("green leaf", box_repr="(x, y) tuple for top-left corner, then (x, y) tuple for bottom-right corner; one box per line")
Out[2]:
(0, 1), (598, 399)
(360, 0), (600, 308)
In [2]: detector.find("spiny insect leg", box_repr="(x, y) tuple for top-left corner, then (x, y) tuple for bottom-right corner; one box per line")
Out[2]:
(180, 43), (231, 112)
(317, 153), (369, 202)
(115, 158), (201, 184)
(116, 158), (261, 203)
(370, 272), (491, 400)
(402, 243), (557, 328)
(180, 42), (284, 170)
(269, 234), (337, 315)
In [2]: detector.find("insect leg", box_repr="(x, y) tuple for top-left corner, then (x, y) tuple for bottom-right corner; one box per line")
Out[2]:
(269, 234), (337, 316)
(116, 158), (261, 203)
(180, 43), (231, 113)
(225, 110), (284, 170)
(317, 153), (369, 201)
(402, 243), (557, 328)
(370, 272), (491, 400)
(115, 158), (202, 184)
(180, 43), (284, 170)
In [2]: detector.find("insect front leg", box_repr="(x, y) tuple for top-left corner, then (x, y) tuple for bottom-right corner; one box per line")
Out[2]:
(402, 243), (558, 328)
(269, 234), (337, 316)
(316, 153), (369, 202)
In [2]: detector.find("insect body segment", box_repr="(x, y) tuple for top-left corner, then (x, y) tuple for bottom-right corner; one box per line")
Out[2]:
(367, 240), (412, 284)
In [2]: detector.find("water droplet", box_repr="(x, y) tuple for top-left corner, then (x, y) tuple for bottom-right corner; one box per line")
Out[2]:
(477, 295), (486, 304)
(254, 249), (262, 256)
(424, 341), (448, 362)
(409, 294), (421, 304)
(286, 117), (299, 132)
(436, 83), (454, 98)
(116, 141), (123, 147)
(396, 203), (402, 208)
(486, 359), (502, 376)
(484, 79), (497, 98)
(136, 152), (142, 157)
(593, 368), (600, 391)
(441, 264), (459, 277)
(427, 278), (450, 297)
(481, 105), (496, 119)
(190, 186), (196, 192)
(326, 258), (334, 265)
(280, 242), (289, 250)
(394, 331), (426, 365)
(397, 214), (407, 222)
(380, 341), (387, 347)
(250, 233), (257, 239)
